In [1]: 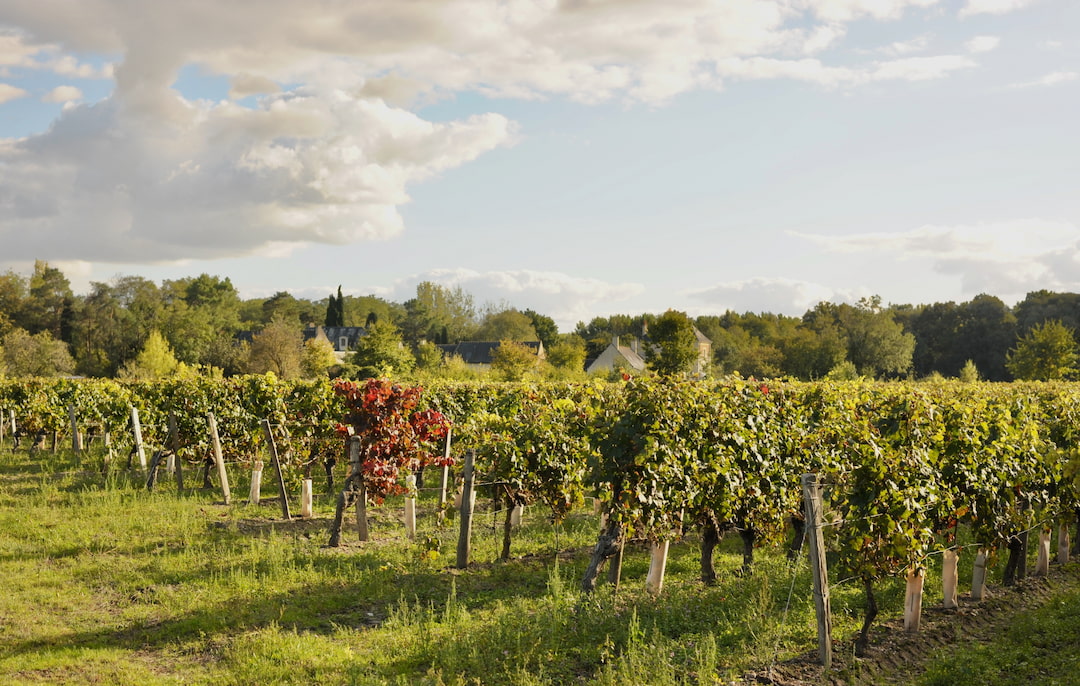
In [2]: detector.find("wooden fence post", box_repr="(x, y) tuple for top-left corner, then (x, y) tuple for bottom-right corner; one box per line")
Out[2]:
(456, 449), (476, 569)
(129, 405), (147, 472)
(942, 550), (959, 610)
(260, 419), (291, 520)
(206, 412), (231, 505)
(437, 427), (452, 523)
(168, 412), (183, 492)
(802, 473), (832, 670)
(68, 405), (82, 454)
(404, 474), (417, 539)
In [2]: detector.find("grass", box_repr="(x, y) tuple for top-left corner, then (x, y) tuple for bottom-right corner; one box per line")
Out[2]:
(916, 581), (1080, 685)
(0, 438), (1056, 685)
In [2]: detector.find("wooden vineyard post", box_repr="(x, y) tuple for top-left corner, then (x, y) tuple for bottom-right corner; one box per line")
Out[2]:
(510, 504), (523, 528)
(301, 479), (313, 518)
(456, 449), (476, 569)
(68, 405), (82, 454)
(942, 550), (959, 610)
(801, 473), (832, 669)
(168, 412), (184, 492)
(437, 427), (452, 523)
(1036, 528), (1051, 576)
(206, 413), (231, 505)
(404, 474), (417, 539)
(904, 568), (924, 633)
(145, 450), (165, 489)
(971, 548), (988, 601)
(1059, 523), (1071, 565)
(645, 540), (670, 595)
(129, 406), (147, 472)
(348, 437), (369, 541)
(250, 461), (263, 505)
(260, 419), (291, 520)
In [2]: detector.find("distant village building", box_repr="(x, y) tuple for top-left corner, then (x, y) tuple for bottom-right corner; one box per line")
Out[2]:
(303, 325), (367, 363)
(585, 325), (712, 376)
(584, 336), (647, 375)
(436, 341), (545, 371)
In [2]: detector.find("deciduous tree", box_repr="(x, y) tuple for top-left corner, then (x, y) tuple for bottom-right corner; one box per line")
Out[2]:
(350, 320), (414, 378)
(1006, 320), (1078, 381)
(645, 310), (699, 376)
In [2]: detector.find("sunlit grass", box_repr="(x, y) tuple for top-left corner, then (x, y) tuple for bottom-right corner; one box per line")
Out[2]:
(0, 437), (1041, 685)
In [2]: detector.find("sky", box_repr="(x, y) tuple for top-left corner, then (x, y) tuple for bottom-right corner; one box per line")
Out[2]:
(0, 0), (1077, 331)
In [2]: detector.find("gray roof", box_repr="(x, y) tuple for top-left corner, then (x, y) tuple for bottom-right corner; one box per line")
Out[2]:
(437, 341), (544, 365)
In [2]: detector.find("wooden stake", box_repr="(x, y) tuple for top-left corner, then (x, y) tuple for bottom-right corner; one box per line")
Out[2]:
(68, 405), (82, 453)
(904, 568), (924, 632)
(206, 412), (231, 505)
(355, 480), (368, 541)
(510, 504), (523, 528)
(971, 548), (988, 601)
(942, 550), (959, 610)
(301, 478), (313, 519)
(260, 419), (291, 520)
(129, 406), (147, 472)
(456, 449), (476, 569)
(645, 540), (670, 595)
(1036, 529), (1051, 576)
(437, 427), (452, 523)
(250, 461), (263, 505)
(1059, 523), (1071, 565)
(404, 474), (416, 539)
(801, 473), (832, 670)
(168, 412), (183, 492)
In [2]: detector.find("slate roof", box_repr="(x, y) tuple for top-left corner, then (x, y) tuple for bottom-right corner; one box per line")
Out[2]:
(437, 341), (544, 365)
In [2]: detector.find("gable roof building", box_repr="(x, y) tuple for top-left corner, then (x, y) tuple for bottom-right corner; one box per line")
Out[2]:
(584, 336), (647, 375)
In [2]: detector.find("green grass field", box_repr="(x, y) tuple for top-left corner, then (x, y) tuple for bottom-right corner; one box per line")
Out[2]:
(0, 440), (1069, 685)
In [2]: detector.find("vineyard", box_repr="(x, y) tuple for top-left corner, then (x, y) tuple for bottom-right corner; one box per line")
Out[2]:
(2, 375), (1080, 683)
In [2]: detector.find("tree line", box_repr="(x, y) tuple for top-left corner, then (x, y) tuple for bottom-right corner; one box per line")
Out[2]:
(0, 261), (1076, 381)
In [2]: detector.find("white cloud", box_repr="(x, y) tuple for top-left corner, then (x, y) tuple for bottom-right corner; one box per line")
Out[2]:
(0, 1), (1013, 268)
(959, 0), (1038, 17)
(0, 88), (515, 262)
(880, 34), (931, 57)
(390, 268), (646, 330)
(871, 55), (977, 81)
(0, 28), (111, 79)
(1009, 70), (1078, 88)
(794, 220), (1080, 299)
(229, 73), (280, 100)
(42, 84), (82, 103)
(965, 35), (1000, 53)
(806, 0), (941, 22)
(687, 277), (865, 316)
(0, 82), (28, 103)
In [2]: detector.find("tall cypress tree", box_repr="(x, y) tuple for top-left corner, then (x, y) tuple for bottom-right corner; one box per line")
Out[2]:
(325, 287), (345, 327)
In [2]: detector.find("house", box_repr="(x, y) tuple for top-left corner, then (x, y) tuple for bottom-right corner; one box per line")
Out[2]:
(303, 325), (367, 363)
(436, 341), (545, 371)
(585, 325), (712, 377)
(584, 336), (647, 375)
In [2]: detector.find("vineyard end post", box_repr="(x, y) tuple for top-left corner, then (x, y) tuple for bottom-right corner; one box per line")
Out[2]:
(801, 473), (832, 670)
(456, 449), (476, 569)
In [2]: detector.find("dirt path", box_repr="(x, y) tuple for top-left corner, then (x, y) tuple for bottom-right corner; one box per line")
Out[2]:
(738, 562), (1080, 685)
